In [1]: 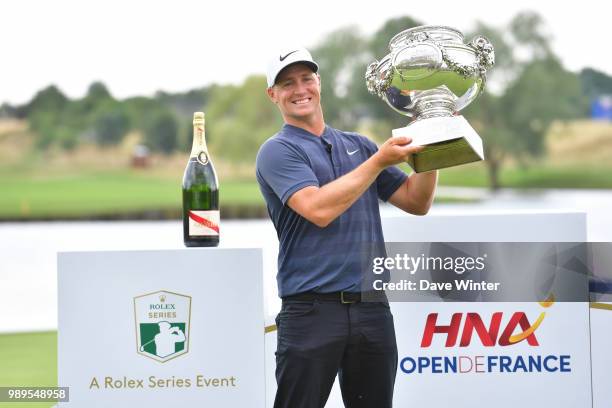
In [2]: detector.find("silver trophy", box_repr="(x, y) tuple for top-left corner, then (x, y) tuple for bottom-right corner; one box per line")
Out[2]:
(366, 25), (494, 172)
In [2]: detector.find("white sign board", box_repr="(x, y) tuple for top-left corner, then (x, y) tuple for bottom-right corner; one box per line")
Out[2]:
(58, 248), (265, 408)
(387, 212), (592, 407)
(393, 301), (592, 407)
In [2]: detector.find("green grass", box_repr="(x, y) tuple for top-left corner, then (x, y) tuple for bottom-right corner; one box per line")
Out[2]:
(2, 161), (612, 220)
(0, 331), (56, 408)
(0, 170), (263, 219)
(438, 161), (612, 189)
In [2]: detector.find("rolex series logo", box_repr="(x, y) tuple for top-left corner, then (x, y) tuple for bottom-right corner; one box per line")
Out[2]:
(134, 290), (192, 363)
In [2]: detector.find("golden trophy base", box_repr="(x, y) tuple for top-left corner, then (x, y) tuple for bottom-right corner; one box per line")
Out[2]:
(392, 115), (484, 173)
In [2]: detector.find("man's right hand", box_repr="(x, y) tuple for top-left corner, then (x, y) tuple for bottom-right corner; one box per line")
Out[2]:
(373, 136), (424, 169)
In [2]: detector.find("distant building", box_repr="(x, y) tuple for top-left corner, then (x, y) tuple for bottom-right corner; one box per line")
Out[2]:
(131, 144), (150, 168)
(591, 95), (612, 121)
(0, 103), (17, 118)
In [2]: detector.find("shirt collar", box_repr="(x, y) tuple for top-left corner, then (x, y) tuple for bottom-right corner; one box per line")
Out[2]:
(282, 123), (333, 141)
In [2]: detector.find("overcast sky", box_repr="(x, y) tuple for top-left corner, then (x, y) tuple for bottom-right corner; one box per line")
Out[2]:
(1, 0), (609, 105)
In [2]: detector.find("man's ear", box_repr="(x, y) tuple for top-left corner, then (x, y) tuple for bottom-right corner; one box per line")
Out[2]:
(316, 73), (321, 92)
(267, 86), (278, 104)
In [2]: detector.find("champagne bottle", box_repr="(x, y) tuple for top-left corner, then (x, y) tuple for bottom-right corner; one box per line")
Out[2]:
(182, 112), (219, 247)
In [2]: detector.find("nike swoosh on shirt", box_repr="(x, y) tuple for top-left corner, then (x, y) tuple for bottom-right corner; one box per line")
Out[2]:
(347, 149), (359, 155)
(280, 50), (298, 61)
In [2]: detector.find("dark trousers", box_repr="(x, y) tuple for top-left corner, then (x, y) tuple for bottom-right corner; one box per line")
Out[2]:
(274, 299), (398, 408)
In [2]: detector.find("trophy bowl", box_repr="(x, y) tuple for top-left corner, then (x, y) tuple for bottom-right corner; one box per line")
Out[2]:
(366, 25), (494, 172)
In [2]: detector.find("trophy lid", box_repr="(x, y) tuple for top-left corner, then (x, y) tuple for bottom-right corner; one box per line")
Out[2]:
(389, 26), (463, 51)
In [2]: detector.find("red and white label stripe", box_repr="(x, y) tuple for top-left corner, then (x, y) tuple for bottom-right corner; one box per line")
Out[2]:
(188, 210), (220, 235)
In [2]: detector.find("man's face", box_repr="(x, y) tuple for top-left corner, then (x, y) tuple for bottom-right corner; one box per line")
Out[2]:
(267, 63), (321, 121)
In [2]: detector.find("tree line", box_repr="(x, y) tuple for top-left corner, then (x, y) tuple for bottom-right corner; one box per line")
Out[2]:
(0, 81), (211, 153)
(1, 11), (611, 188)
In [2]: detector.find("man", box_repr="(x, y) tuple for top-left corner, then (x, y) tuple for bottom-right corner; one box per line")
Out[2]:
(153, 321), (185, 358)
(256, 47), (437, 408)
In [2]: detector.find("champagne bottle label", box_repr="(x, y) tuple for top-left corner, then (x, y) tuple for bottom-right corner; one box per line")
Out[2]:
(196, 151), (209, 165)
(191, 122), (208, 158)
(188, 210), (220, 236)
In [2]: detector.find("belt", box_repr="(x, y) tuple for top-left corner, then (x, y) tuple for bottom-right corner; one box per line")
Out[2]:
(282, 291), (385, 304)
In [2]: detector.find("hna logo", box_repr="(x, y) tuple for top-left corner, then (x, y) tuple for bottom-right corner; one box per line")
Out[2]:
(421, 298), (554, 348)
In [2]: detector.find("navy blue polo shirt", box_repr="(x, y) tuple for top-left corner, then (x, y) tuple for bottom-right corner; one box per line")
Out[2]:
(256, 124), (407, 297)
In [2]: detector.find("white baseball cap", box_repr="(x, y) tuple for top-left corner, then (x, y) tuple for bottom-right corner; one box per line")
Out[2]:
(266, 46), (319, 88)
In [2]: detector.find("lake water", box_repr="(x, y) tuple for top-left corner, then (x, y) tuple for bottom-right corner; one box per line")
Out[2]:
(1, 187), (611, 333)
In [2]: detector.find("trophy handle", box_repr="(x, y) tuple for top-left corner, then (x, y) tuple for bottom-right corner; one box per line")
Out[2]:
(365, 60), (380, 95)
(365, 59), (393, 99)
(468, 35), (495, 70)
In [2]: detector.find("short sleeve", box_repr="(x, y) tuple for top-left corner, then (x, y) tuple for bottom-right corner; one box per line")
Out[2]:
(377, 166), (408, 202)
(256, 139), (319, 204)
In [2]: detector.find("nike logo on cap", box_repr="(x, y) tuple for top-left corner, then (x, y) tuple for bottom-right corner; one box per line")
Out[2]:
(280, 50), (298, 61)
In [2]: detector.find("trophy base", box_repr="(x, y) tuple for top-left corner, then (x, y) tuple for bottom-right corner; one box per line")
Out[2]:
(392, 116), (484, 173)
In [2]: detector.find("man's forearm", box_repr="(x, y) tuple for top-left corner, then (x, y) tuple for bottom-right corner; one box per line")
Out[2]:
(389, 170), (438, 215)
(407, 170), (438, 212)
(289, 155), (384, 227)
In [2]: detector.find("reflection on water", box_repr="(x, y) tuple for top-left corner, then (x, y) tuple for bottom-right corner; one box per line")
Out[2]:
(1, 188), (612, 332)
